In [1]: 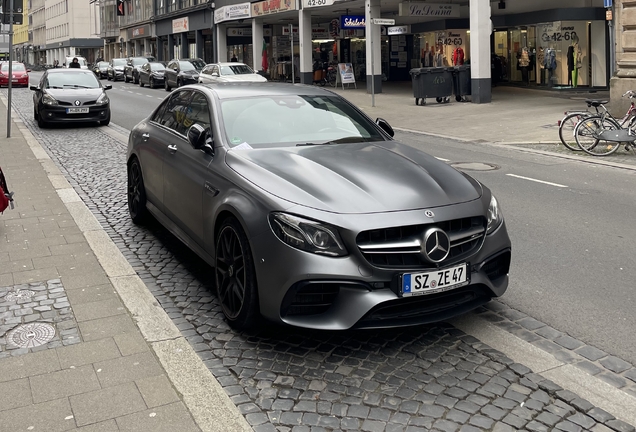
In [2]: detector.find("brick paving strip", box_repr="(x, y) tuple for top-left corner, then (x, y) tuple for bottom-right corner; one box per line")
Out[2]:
(2, 89), (636, 431)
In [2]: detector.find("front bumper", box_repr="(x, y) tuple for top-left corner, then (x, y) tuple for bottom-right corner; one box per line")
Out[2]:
(112, 70), (124, 80)
(249, 205), (511, 330)
(39, 104), (110, 124)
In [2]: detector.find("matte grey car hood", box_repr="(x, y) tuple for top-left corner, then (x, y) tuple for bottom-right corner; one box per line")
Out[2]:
(226, 142), (481, 214)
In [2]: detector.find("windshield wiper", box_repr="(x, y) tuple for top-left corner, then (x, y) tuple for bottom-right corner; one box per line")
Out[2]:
(296, 141), (335, 147)
(63, 84), (91, 88)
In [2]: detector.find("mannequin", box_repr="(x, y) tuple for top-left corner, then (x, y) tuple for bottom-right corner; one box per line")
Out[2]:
(434, 45), (444, 67)
(572, 35), (581, 87)
(519, 47), (530, 85)
(544, 47), (557, 87)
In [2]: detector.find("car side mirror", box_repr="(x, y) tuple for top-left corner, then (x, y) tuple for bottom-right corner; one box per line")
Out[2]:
(187, 124), (214, 155)
(104, 85), (112, 90)
(376, 118), (394, 137)
(29, 85), (39, 91)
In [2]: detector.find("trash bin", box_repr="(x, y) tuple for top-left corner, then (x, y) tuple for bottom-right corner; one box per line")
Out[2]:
(452, 65), (471, 102)
(409, 67), (454, 106)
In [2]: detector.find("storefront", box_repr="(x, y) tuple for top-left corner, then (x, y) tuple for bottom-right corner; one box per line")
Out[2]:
(155, 8), (215, 63)
(125, 24), (156, 59)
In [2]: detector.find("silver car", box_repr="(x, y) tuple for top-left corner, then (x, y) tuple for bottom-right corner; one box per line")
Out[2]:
(126, 83), (511, 330)
(198, 63), (268, 84)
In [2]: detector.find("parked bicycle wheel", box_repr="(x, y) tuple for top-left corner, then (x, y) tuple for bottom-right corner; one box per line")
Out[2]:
(558, 111), (589, 151)
(574, 115), (622, 156)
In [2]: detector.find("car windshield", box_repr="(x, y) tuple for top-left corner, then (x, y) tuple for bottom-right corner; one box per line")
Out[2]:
(132, 58), (147, 66)
(113, 59), (126, 66)
(220, 64), (254, 75)
(150, 63), (165, 71)
(46, 71), (100, 89)
(185, 59), (205, 71)
(220, 95), (385, 148)
(1, 63), (25, 71)
(98, 62), (109, 68)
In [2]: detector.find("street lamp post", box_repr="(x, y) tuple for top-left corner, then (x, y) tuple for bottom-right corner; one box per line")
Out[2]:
(6, 0), (15, 138)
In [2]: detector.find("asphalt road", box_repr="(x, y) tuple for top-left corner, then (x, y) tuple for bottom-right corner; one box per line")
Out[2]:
(25, 72), (636, 364)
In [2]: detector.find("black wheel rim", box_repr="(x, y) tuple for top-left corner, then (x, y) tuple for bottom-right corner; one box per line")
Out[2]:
(128, 162), (143, 217)
(216, 226), (246, 320)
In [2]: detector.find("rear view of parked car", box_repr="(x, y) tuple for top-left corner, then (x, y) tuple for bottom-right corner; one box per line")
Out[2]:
(124, 57), (149, 84)
(107, 58), (127, 81)
(163, 58), (205, 91)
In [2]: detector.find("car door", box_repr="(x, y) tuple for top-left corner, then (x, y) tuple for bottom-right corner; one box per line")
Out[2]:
(166, 61), (178, 87)
(162, 90), (214, 247)
(140, 63), (149, 84)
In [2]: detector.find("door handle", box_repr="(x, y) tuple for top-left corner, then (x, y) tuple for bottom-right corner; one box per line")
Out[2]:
(142, 133), (149, 140)
(167, 144), (177, 153)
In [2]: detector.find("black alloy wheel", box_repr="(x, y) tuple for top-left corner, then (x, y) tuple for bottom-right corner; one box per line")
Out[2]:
(215, 218), (259, 329)
(37, 109), (48, 128)
(165, 80), (171, 91)
(127, 158), (148, 224)
(150, 77), (154, 88)
(133, 72), (139, 84)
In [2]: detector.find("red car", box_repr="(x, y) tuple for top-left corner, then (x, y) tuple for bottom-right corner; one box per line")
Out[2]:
(0, 62), (30, 87)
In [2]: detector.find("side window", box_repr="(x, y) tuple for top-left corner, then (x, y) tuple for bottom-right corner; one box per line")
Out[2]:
(158, 90), (193, 135)
(202, 66), (211, 75)
(184, 92), (212, 133)
(212, 66), (219, 75)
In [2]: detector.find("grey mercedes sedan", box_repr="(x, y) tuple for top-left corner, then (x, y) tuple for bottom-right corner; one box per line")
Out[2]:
(126, 83), (511, 330)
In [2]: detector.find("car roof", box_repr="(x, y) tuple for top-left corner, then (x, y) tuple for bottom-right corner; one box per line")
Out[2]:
(46, 68), (94, 74)
(216, 62), (249, 67)
(198, 82), (338, 100)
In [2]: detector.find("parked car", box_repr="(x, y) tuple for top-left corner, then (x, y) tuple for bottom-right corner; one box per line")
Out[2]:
(107, 58), (127, 81)
(126, 82), (511, 330)
(64, 56), (88, 70)
(163, 58), (205, 91)
(138, 62), (166, 88)
(31, 68), (111, 128)
(124, 57), (149, 84)
(0, 61), (30, 87)
(93, 61), (109, 79)
(199, 62), (267, 84)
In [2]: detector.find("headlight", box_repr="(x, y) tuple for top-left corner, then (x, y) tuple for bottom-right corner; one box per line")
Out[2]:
(486, 195), (503, 234)
(96, 93), (109, 105)
(269, 212), (347, 257)
(42, 93), (58, 106)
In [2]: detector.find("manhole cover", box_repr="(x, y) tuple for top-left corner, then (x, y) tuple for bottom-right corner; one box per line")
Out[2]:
(450, 162), (500, 171)
(5, 289), (35, 302)
(6, 323), (56, 349)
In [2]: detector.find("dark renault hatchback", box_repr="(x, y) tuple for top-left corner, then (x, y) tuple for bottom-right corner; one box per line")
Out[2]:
(31, 69), (112, 128)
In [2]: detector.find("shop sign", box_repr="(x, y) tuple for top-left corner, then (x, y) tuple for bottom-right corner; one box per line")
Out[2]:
(303, 0), (335, 8)
(398, 2), (459, 18)
(337, 63), (355, 84)
(340, 29), (364, 37)
(606, 9), (613, 20)
(387, 25), (410, 35)
(128, 24), (150, 40)
(252, 0), (296, 17)
(172, 17), (189, 33)
(214, 3), (251, 24)
(311, 25), (330, 39)
(341, 15), (365, 29)
(227, 28), (272, 37)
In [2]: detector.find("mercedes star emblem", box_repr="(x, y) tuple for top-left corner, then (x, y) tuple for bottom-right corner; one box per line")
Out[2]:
(425, 210), (434, 218)
(423, 227), (450, 263)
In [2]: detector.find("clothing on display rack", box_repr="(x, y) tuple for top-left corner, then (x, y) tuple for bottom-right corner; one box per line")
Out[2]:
(518, 47), (530, 85)
(543, 48), (557, 86)
(434, 51), (444, 67)
(452, 47), (464, 66)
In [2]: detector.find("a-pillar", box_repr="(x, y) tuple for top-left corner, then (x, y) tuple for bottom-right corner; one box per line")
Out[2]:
(252, 18), (264, 72)
(469, 0), (491, 103)
(299, 9), (312, 84)
(180, 33), (189, 59)
(217, 24), (227, 62)
(195, 30), (204, 59)
(365, 0), (382, 93)
(168, 34), (175, 60)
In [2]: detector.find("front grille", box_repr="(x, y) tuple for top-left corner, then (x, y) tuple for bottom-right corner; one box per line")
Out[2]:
(58, 101), (72, 106)
(356, 217), (485, 269)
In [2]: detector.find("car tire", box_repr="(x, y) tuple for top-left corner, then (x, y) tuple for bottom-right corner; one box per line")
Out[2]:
(177, 78), (182, 88)
(33, 107), (37, 120)
(133, 73), (139, 84)
(165, 80), (171, 91)
(127, 157), (148, 224)
(107, 75), (111, 81)
(139, 79), (144, 87)
(124, 74), (130, 83)
(149, 78), (155, 89)
(215, 217), (259, 330)
(37, 110), (48, 128)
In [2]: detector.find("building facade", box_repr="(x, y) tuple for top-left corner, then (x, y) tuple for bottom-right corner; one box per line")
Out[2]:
(12, 0), (31, 64)
(44, 0), (102, 65)
(610, 0), (635, 115)
(31, 0), (47, 64)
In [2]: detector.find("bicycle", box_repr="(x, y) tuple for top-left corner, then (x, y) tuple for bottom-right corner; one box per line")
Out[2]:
(573, 91), (636, 156)
(558, 93), (636, 152)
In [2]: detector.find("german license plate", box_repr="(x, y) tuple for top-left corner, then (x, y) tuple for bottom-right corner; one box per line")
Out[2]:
(66, 107), (89, 114)
(401, 263), (469, 297)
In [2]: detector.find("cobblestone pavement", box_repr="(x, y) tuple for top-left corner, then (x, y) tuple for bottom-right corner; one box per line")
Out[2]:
(4, 88), (635, 432)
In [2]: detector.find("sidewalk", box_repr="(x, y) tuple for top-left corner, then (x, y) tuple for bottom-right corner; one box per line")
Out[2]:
(0, 99), (251, 431)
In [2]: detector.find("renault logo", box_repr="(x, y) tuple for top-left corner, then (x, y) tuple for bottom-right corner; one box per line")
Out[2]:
(74, 100), (81, 106)
(423, 227), (450, 263)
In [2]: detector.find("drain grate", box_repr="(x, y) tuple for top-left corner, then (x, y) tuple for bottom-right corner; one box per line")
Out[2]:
(6, 323), (56, 349)
(5, 289), (36, 302)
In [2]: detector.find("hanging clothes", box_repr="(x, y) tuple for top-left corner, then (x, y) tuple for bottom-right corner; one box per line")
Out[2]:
(519, 48), (530, 68)
(452, 47), (464, 66)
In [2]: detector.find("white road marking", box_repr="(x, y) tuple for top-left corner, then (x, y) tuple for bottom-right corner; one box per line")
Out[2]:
(127, 91), (133, 93)
(136, 93), (143, 96)
(146, 94), (153, 98)
(506, 173), (568, 188)
(435, 157), (450, 162)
